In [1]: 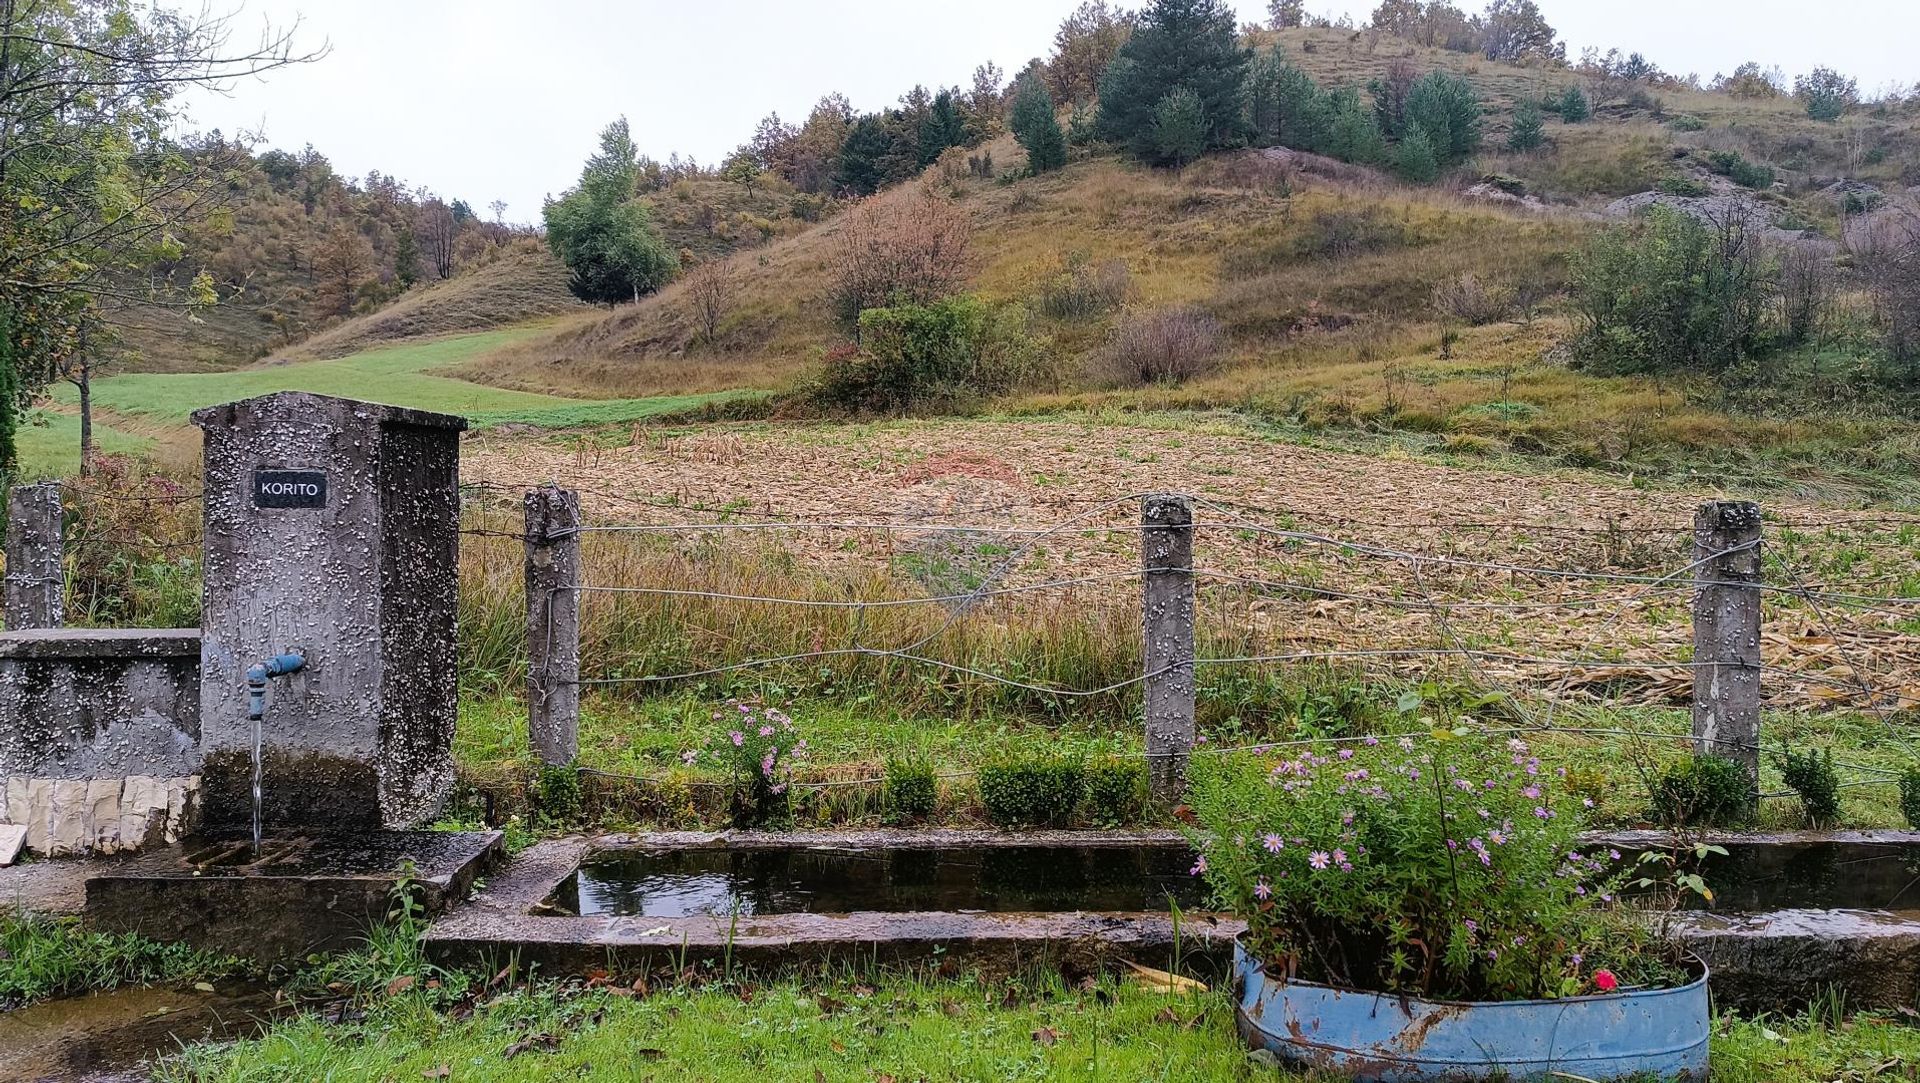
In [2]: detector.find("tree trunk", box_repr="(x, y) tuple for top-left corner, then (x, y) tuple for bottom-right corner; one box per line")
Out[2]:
(75, 367), (91, 477)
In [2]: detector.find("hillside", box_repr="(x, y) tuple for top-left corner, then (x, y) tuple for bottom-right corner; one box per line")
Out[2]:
(426, 25), (1920, 497)
(276, 246), (585, 361)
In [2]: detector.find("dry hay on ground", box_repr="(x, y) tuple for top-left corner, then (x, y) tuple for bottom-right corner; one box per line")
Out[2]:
(464, 419), (1920, 712)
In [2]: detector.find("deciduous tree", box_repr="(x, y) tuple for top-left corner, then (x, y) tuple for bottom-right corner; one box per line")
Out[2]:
(1268, 0), (1306, 28)
(543, 117), (678, 305)
(1796, 66), (1857, 121)
(1048, 1), (1134, 105)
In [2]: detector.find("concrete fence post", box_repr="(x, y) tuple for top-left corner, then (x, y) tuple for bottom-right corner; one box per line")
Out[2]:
(1691, 500), (1763, 786)
(525, 487), (581, 766)
(1141, 494), (1196, 803)
(5, 482), (63, 630)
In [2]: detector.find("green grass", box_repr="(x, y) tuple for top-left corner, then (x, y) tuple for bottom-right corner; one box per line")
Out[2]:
(151, 963), (1920, 1083)
(13, 408), (151, 479)
(53, 328), (746, 432)
(450, 688), (1920, 832)
(161, 969), (1266, 1082)
(0, 910), (244, 1010)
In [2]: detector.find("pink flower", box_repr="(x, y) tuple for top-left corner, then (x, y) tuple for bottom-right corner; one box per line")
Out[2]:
(1593, 969), (1619, 993)
(730, 731), (745, 747)
(1263, 834), (1284, 853)
(680, 750), (698, 765)
(759, 725), (775, 737)
(1331, 849), (1348, 865)
(1363, 736), (1380, 747)
(1254, 879), (1272, 900)
(1190, 855), (1208, 876)
(1338, 748), (1354, 761)
(1523, 786), (1541, 799)
(1309, 851), (1331, 870)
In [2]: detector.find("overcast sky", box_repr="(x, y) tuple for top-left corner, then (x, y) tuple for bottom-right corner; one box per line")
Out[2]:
(182, 1), (1919, 225)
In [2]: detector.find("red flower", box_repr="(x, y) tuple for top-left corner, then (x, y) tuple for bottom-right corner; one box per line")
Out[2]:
(1592, 969), (1619, 993)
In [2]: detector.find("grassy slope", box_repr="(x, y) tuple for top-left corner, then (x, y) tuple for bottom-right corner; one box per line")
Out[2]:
(277, 247), (587, 362)
(14, 411), (151, 480)
(30, 328), (757, 477)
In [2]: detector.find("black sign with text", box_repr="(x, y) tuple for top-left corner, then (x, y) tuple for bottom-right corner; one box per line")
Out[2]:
(253, 469), (328, 509)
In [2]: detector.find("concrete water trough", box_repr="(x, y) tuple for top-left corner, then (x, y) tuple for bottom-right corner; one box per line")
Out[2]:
(423, 828), (1920, 1013)
(425, 829), (1243, 975)
(85, 830), (503, 963)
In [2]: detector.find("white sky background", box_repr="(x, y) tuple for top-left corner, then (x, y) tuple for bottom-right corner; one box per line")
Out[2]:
(182, 1), (1920, 226)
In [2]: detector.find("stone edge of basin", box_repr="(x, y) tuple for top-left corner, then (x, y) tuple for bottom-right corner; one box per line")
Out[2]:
(590, 828), (1195, 852)
(0, 628), (201, 660)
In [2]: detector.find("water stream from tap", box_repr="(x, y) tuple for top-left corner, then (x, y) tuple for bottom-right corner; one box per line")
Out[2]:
(251, 713), (263, 856)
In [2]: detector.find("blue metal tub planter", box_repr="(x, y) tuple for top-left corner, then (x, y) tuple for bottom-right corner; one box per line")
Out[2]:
(1233, 941), (1710, 1081)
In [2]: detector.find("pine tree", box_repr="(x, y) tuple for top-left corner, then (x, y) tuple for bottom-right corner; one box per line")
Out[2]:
(1397, 124), (1441, 183)
(1323, 88), (1387, 165)
(1559, 85), (1590, 123)
(837, 115), (893, 195)
(1095, 0), (1251, 161)
(1152, 88), (1209, 167)
(1507, 98), (1545, 152)
(1011, 78), (1069, 173)
(392, 228), (421, 288)
(1405, 71), (1482, 167)
(918, 90), (969, 167)
(1247, 46), (1330, 151)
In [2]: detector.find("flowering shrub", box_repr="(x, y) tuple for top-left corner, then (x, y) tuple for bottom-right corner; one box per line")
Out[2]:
(682, 701), (804, 828)
(1188, 729), (1678, 1002)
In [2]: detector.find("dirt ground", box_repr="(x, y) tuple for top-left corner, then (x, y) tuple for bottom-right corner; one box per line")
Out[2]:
(463, 418), (1920, 710)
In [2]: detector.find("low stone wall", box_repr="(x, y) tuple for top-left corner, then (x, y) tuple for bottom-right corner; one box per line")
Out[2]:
(0, 628), (202, 856)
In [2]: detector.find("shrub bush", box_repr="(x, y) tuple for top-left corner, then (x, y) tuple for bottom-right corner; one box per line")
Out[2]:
(1648, 754), (1752, 827)
(1031, 253), (1131, 320)
(1777, 747), (1840, 826)
(534, 763), (583, 823)
(1570, 205), (1778, 375)
(1095, 305), (1225, 386)
(829, 187), (971, 326)
(1901, 766), (1920, 829)
(978, 754), (1085, 826)
(812, 295), (1046, 413)
(1081, 758), (1147, 826)
(883, 755), (939, 823)
(1703, 150), (1776, 190)
(1656, 174), (1709, 197)
(1667, 114), (1706, 132)
(1189, 732), (1670, 1001)
(1431, 273), (1513, 325)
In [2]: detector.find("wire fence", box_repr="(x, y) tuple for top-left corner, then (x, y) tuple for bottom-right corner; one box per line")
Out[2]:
(461, 482), (1920, 809)
(48, 471), (1920, 798)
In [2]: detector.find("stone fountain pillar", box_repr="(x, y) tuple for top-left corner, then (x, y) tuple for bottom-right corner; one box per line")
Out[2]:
(192, 392), (465, 833)
(85, 392), (499, 964)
